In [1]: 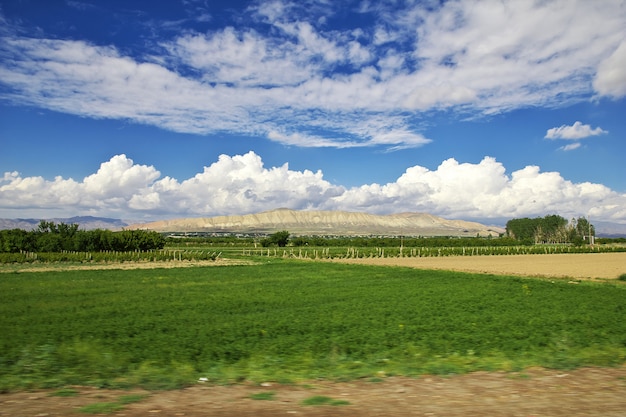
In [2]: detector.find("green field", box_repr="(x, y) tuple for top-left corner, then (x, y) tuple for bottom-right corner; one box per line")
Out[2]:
(1, 260), (625, 390)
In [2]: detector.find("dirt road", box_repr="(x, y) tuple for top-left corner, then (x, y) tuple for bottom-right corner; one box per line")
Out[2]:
(2, 367), (625, 416)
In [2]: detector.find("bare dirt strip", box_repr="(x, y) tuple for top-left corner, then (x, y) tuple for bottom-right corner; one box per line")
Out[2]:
(2, 367), (626, 417)
(0, 258), (255, 273)
(331, 252), (626, 281)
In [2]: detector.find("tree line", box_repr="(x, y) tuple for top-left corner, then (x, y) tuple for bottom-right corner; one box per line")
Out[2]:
(505, 215), (594, 245)
(0, 221), (166, 253)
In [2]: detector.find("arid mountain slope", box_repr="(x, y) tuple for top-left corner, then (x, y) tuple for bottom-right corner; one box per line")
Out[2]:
(127, 209), (504, 236)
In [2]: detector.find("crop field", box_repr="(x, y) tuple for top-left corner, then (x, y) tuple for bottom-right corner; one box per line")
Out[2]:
(0, 249), (220, 264)
(335, 252), (626, 280)
(238, 243), (625, 258)
(1, 259), (625, 391)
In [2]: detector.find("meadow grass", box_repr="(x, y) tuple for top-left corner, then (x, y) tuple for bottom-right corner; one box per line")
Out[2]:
(1, 259), (625, 390)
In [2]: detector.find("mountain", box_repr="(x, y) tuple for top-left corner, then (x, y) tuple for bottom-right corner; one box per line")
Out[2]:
(0, 216), (130, 231)
(594, 221), (626, 238)
(126, 209), (505, 237)
(2, 211), (623, 237)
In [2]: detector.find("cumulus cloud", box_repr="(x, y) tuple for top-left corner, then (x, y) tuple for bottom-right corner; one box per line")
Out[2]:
(545, 121), (608, 140)
(544, 121), (608, 151)
(0, 0), (624, 149)
(1, 153), (625, 224)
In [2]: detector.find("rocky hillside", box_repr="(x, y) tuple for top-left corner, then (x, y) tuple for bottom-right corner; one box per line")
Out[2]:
(128, 209), (504, 237)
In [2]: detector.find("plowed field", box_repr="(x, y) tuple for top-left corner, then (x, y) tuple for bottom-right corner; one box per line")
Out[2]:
(333, 252), (626, 281)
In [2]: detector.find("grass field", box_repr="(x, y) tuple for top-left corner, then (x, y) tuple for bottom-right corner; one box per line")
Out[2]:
(1, 259), (625, 391)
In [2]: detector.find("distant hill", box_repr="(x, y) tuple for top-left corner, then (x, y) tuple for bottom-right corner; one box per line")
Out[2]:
(593, 221), (626, 238)
(3, 210), (622, 237)
(0, 216), (129, 231)
(126, 209), (505, 237)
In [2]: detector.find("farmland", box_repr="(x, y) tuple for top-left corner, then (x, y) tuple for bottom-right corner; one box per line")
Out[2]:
(1, 258), (625, 392)
(335, 252), (626, 280)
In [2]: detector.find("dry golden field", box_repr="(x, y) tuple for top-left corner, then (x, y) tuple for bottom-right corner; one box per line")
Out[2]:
(332, 252), (626, 281)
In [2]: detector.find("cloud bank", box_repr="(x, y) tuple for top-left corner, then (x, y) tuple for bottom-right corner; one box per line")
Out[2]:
(1, 0), (625, 149)
(1, 153), (624, 224)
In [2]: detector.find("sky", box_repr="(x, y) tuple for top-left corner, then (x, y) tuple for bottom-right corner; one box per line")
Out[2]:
(0, 0), (625, 228)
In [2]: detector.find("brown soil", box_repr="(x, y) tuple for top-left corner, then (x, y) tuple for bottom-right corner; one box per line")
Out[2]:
(2, 367), (625, 417)
(0, 258), (255, 274)
(332, 252), (626, 281)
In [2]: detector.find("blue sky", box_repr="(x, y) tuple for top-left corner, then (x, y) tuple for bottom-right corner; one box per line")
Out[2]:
(0, 0), (625, 228)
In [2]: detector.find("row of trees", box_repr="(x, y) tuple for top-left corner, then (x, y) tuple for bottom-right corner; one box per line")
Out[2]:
(506, 215), (595, 245)
(0, 221), (166, 253)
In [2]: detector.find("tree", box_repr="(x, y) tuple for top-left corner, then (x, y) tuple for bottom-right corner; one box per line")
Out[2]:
(261, 230), (290, 247)
(506, 214), (571, 244)
(506, 217), (537, 242)
(568, 217), (595, 246)
(506, 214), (596, 245)
(0, 229), (33, 252)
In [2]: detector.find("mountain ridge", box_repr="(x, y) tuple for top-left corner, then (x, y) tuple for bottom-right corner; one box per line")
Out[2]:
(126, 209), (505, 237)
(1, 211), (624, 236)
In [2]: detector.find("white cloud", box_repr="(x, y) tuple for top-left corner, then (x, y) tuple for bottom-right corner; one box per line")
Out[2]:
(0, 0), (624, 149)
(411, 0), (626, 112)
(337, 157), (625, 222)
(267, 126), (432, 150)
(169, 28), (314, 87)
(594, 40), (626, 99)
(267, 131), (357, 148)
(545, 121), (608, 140)
(560, 143), (582, 152)
(83, 155), (161, 198)
(1, 153), (625, 224)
